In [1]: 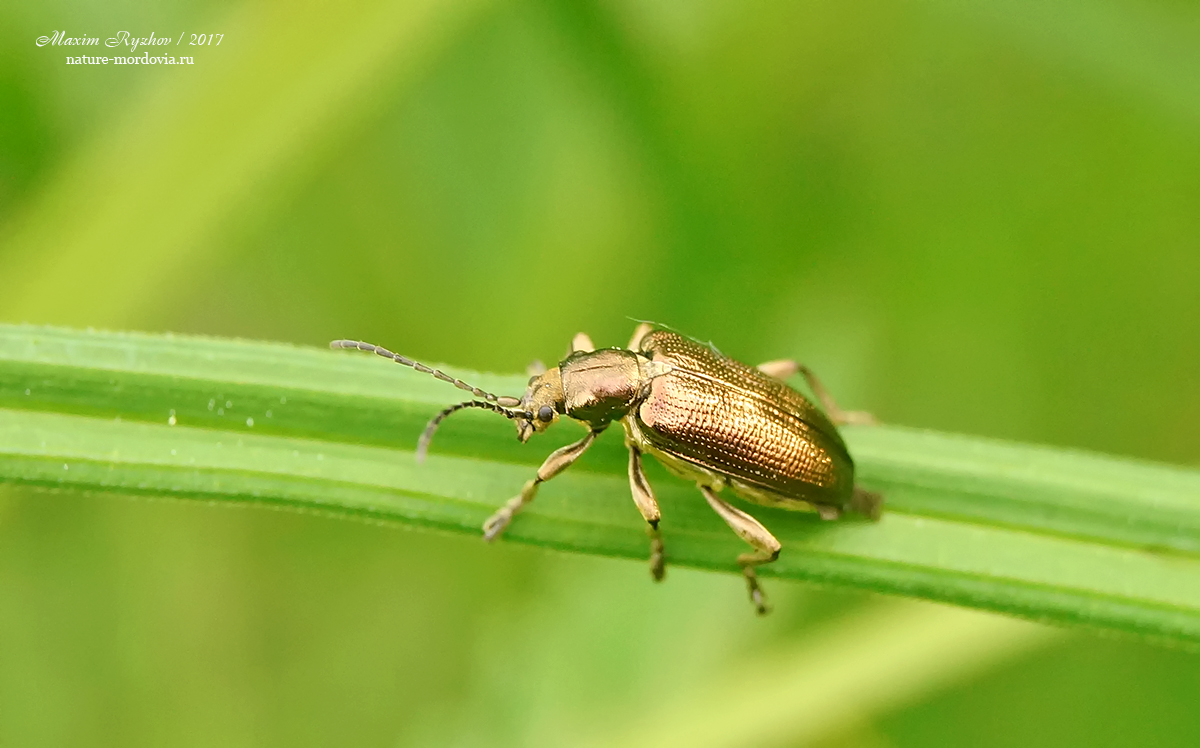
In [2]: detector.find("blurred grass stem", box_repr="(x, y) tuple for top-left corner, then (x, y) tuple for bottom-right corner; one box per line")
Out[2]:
(594, 599), (1062, 748)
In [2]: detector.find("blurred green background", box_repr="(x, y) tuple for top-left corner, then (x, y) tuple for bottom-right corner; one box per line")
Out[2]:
(1, 0), (1198, 745)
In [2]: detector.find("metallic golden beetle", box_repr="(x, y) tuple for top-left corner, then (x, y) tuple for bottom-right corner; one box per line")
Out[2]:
(332, 323), (881, 614)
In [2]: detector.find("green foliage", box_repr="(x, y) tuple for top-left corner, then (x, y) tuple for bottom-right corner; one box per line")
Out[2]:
(4, 324), (1198, 645)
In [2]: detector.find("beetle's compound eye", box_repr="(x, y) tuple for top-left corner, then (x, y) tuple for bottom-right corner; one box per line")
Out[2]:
(537, 405), (555, 423)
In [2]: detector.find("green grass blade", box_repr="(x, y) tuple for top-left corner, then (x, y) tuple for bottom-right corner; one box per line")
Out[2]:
(2, 324), (1199, 644)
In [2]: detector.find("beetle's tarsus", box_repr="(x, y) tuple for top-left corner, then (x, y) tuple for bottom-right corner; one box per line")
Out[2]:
(816, 504), (841, 521)
(851, 486), (884, 521)
(649, 526), (666, 582)
(482, 496), (520, 542)
(481, 517), (506, 543)
(744, 569), (771, 615)
(483, 478), (540, 541)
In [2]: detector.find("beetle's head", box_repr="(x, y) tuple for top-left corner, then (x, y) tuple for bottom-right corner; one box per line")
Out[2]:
(515, 366), (565, 442)
(327, 339), (557, 462)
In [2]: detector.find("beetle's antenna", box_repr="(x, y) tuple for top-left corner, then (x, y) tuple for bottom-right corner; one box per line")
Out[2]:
(330, 340), (521, 407)
(417, 400), (534, 463)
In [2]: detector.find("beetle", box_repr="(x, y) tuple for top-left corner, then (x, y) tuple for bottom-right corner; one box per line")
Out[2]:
(331, 323), (881, 614)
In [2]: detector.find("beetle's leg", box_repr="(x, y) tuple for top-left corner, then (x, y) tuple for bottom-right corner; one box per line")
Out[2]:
(816, 491), (881, 522)
(699, 486), (781, 616)
(756, 360), (877, 426)
(628, 322), (653, 351)
(482, 427), (605, 542)
(627, 446), (665, 581)
(815, 504), (841, 521)
(571, 332), (595, 353)
(798, 365), (877, 426)
(755, 359), (800, 379)
(851, 485), (883, 521)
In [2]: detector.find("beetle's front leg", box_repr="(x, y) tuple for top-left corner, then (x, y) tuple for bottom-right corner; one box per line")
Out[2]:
(699, 486), (781, 616)
(627, 446), (665, 581)
(482, 428), (605, 542)
(756, 360), (877, 426)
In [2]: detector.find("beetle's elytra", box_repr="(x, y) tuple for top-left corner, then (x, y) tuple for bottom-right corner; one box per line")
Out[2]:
(331, 323), (881, 614)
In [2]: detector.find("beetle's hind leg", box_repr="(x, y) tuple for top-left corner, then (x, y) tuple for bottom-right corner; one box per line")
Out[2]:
(756, 360), (876, 426)
(700, 486), (781, 616)
(482, 428), (604, 542)
(627, 446), (665, 581)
